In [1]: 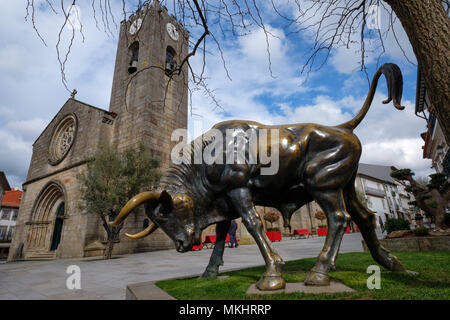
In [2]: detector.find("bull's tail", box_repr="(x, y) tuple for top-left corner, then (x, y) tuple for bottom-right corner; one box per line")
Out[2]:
(338, 63), (405, 131)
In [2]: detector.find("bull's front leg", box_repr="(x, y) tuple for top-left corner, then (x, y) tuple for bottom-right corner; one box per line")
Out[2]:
(201, 220), (231, 278)
(228, 187), (285, 291)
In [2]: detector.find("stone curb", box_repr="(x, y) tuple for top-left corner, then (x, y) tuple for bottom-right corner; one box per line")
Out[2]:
(126, 269), (356, 300)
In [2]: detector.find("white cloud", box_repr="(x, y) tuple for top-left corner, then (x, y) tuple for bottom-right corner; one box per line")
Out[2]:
(0, 129), (32, 187)
(238, 25), (287, 70)
(276, 95), (353, 125)
(5, 119), (48, 142)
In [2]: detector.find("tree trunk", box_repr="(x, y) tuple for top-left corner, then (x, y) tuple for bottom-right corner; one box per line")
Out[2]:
(103, 226), (122, 259)
(430, 189), (448, 230)
(415, 192), (447, 230)
(103, 239), (115, 260)
(100, 214), (123, 260)
(385, 0), (450, 145)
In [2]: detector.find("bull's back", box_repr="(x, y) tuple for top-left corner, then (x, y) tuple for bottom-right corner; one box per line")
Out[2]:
(205, 120), (361, 192)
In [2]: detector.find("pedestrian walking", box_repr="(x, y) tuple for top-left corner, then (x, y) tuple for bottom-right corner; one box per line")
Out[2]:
(228, 220), (238, 248)
(378, 216), (385, 233)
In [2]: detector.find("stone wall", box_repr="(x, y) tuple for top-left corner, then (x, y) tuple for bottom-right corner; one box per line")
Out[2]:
(25, 100), (115, 183)
(9, 165), (88, 260)
(362, 236), (450, 252)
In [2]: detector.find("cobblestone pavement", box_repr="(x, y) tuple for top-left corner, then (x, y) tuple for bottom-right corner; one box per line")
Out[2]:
(0, 232), (372, 299)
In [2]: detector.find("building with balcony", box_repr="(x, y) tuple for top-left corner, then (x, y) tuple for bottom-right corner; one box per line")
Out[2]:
(355, 163), (417, 228)
(0, 172), (22, 259)
(415, 68), (449, 175)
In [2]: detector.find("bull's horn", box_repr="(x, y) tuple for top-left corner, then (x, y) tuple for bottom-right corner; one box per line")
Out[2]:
(125, 223), (158, 239)
(109, 191), (161, 226)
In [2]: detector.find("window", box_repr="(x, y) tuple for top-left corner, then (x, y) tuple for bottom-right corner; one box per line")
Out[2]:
(165, 46), (176, 75)
(12, 210), (18, 221)
(0, 226), (7, 241)
(128, 42), (139, 74)
(7, 226), (14, 241)
(1, 209), (10, 220)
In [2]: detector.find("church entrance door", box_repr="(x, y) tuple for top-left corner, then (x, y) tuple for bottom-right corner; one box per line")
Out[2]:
(50, 203), (65, 251)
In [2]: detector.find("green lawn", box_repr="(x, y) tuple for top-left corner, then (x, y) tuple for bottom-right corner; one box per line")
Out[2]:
(156, 251), (450, 300)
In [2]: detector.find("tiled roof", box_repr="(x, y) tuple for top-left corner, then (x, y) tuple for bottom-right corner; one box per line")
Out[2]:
(357, 163), (396, 184)
(1, 189), (22, 208)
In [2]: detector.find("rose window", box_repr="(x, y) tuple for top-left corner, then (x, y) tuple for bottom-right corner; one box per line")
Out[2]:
(49, 114), (77, 165)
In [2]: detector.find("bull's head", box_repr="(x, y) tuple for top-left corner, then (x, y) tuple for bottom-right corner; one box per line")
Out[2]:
(108, 190), (196, 252)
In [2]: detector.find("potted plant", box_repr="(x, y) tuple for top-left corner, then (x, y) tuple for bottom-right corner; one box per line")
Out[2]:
(315, 210), (328, 236)
(263, 211), (282, 241)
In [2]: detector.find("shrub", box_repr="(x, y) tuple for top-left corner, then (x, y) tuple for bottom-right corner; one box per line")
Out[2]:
(263, 211), (280, 222)
(266, 228), (280, 232)
(314, 210), (326, 220)
(263, 211), (280, 230)
(413, 226), (429, 236)
(384, 218), (410, 234)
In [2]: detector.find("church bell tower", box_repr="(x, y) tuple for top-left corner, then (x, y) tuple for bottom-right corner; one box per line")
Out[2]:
(109, 1), (189, 169)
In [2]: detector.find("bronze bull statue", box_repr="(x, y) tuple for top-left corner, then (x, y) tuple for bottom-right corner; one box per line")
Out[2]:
(110, 63), (407, 290)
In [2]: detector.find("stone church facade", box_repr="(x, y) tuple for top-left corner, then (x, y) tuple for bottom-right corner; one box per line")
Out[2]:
(8, 2), (188, 260)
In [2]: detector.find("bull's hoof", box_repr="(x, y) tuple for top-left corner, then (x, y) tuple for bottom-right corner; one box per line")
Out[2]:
(304, 269), (330, 286)
(256, 276), (286, 291)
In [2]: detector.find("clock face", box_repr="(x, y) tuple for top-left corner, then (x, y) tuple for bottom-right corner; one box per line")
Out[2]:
(166, 22), (179, 41)
(129, 18), (142, 35)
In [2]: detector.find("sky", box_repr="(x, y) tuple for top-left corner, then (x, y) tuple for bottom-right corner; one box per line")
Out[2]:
(0, 1), (433, 189)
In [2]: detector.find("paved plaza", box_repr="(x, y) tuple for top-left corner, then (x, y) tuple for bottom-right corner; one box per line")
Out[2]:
(0, 232), (371, 299)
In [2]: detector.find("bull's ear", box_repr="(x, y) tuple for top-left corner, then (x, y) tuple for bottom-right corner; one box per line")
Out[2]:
(159, 190), (173, 214)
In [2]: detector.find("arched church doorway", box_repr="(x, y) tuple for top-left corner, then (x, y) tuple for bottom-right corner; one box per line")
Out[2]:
(27, 182), (65, 255)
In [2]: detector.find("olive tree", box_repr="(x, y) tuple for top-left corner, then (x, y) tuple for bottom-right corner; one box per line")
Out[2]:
(391, 168), (449, 230)
(77, 144), (161, 259)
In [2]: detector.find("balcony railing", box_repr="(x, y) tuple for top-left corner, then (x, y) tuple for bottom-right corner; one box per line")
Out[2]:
(443, 149), (450, 176)
(364, 186), (386, 197)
